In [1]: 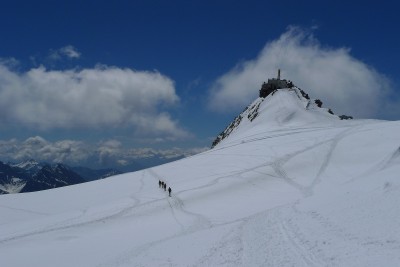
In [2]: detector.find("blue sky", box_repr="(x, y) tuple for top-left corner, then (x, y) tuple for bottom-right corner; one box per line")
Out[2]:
(0, 0), (399, 169)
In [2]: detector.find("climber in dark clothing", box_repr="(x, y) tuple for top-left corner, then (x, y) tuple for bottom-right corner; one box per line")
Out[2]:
(164, 183), (167, 191)
(168, 187), (171, 197)
(159, 180), (162, 188)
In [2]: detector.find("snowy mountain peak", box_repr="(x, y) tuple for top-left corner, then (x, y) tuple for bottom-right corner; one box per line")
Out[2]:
(212, 85), (339, 148)
(12, 159), (42, 172)
(20, 163), (85, 193)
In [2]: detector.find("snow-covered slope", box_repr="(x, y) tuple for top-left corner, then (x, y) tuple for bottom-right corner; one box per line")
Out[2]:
(1, 89), (400, 266)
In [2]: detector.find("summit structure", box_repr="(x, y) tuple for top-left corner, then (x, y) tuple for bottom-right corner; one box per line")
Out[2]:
(259, 69), (293, 98)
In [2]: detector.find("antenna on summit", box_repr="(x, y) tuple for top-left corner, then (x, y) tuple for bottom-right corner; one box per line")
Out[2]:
(259, 69), (292, 98)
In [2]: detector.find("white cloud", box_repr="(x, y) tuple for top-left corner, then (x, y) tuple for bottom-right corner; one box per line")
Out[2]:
(60, 45), (81, 59)
(0, 136), (91, 164)
(0, 64), (189, 139)
(96, 139), (123, 165)
(209, 26), (395, 119)
(130, 112), (190, 140)
(48, 45), (81, 60)
(0, 57), (19, 68)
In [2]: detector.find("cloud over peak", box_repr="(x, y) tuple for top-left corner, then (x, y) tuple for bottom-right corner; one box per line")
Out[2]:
(208, 26), (394, 119)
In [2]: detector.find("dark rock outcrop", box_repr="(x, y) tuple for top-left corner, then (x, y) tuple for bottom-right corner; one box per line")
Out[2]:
(0, 161), (29, 194)
(20, 164), (86, 193)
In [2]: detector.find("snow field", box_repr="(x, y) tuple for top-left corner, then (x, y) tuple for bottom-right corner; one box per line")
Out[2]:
(1, 89), (400, 266)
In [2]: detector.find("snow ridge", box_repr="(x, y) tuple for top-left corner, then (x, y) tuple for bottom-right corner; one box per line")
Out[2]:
(212, 86), (337, 148)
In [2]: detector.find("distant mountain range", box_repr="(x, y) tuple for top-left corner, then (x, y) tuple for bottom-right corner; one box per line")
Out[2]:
(0, 159), (122, 194)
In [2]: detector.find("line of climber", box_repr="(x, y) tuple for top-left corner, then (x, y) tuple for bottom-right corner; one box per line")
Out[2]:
(159, 180), (172, 197)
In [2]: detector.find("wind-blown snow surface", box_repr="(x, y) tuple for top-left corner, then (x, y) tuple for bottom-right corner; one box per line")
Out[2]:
(1, 89), (400, 266)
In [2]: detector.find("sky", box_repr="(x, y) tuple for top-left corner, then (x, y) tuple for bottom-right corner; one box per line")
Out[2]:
(0, 0), (399, 169)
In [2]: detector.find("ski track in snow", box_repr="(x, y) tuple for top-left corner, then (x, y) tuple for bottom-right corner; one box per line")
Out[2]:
(0, 204), (50, 216)
(277, 212), (325, 266)
(0, 172), (151, 245)
(0, 197), (141, 245)
(193, 222), (245, 267)
(310, 125), (362, 189)
(209, 125), (341, 153)
(148, 168), (213, 232)
(99, 124), (379, 266)
(270, 124), (361, 197)
(107, 126), (346, 266)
